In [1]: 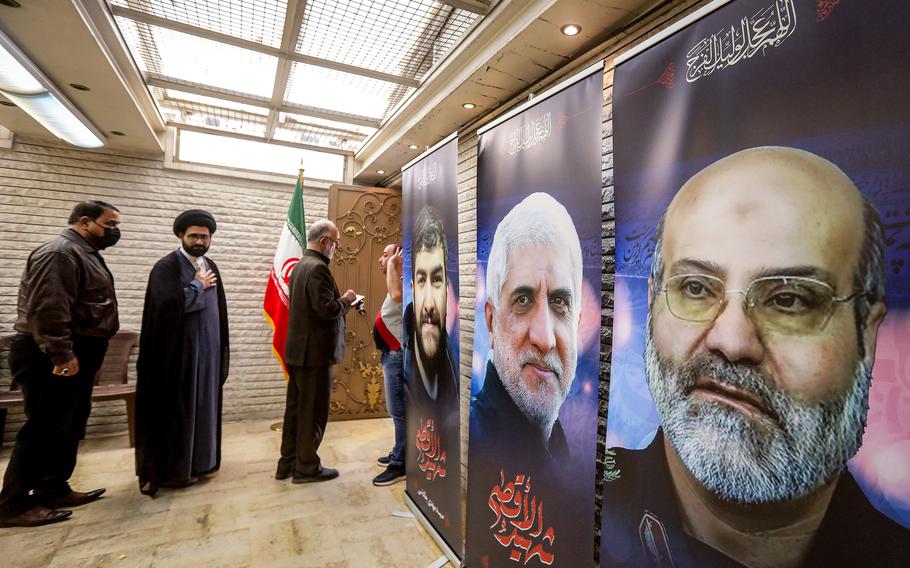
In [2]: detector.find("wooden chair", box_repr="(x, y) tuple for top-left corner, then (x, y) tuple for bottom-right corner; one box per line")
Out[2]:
(91, 331), (139, 447)
(0, 335), (17, 443)
(0, 331), (139, 447)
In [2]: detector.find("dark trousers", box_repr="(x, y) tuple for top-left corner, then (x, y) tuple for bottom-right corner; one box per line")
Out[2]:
(0, 335), (108, 515)
(278, 365), (333, 476)
(381, 349), (406, 467)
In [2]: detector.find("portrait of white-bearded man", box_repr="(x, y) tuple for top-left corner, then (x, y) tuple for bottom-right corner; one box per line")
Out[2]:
(601, 147), (910, 568)
(470, 191), (583, 465)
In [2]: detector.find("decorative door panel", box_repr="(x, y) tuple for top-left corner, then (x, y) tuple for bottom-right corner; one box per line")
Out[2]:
(327, 184), (401, 420)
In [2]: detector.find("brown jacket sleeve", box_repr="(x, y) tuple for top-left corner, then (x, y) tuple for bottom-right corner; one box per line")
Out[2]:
(25, 251), (79, 363)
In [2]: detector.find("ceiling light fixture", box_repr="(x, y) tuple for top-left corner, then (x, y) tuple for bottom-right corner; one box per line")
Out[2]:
(409, 144), (419, 150)
(69, 83), (90, 91)
(0, 29), (105, 148)
(462, 102), (476, 109)
(111, 131), (126, 136)
(561, 24), (581, 36)
(377, 169), (385, 174)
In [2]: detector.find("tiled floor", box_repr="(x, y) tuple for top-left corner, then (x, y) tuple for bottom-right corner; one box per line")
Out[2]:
(0, 418), (445, 567)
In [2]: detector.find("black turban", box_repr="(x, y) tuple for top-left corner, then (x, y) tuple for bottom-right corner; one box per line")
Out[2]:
(173, 209), (217, 236)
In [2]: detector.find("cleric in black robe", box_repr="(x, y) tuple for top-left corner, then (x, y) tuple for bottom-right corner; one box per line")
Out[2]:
(135, 210), (229, 496)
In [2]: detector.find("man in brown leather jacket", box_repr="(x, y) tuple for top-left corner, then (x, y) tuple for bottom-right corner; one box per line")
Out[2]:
(276, 219), (359, 484)
(0, 201), (121, 528)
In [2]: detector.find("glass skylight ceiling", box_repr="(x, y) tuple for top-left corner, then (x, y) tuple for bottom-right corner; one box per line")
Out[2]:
(110, 0), (483, 155)
(298, 0), (477, 80)
(285, 62), (414, 120)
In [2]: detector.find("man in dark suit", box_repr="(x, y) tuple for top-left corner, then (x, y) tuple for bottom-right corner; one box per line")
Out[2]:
(276, 219), (359, 483)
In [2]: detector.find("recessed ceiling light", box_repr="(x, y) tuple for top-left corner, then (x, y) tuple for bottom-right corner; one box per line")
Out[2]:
(0, 29), (105, 147)
(462, 102), (476, 109)
(377, 169), (385, 174)
(69, 83), (90, 91)
(0, 1), (22, 7)
(0, 100), (15, 107)
(561, 24), (581, 36)
(111, 130), (125, 136)
(408, 144), (419, 150)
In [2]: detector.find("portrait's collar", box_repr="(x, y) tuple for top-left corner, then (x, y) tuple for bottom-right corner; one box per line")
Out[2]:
(481, 360), (569, 459)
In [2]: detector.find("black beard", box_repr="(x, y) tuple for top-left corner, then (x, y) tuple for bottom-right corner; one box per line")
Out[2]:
(186, 244), (208, 256)
(415, 328), (445, 371)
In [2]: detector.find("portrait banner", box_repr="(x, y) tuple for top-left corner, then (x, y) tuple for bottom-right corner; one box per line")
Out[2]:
(401, 135), (462, 558)
(604, 1), (910, 566)
(466, 67), (603, 567)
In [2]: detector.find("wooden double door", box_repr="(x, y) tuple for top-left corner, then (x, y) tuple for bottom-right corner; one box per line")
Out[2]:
(327, 184), (402, 420)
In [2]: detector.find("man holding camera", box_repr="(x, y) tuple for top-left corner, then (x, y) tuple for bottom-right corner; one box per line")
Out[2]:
(276, 219), (361, 483)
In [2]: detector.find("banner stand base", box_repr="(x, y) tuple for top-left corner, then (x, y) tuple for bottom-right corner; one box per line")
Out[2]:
(403, 491), (463, 567)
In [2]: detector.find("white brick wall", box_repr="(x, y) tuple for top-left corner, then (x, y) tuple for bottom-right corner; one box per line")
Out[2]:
(0, 136), (328, 444)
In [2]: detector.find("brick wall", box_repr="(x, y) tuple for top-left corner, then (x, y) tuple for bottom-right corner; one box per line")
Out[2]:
(0, 136), (328, 444)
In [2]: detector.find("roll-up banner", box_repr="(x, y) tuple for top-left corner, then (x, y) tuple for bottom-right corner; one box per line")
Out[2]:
(603, 1), (910, 566)
(401, 133), (462, 561)
(466, 63), (604, 567)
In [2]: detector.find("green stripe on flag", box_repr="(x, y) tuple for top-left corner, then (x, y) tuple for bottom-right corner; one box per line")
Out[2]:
(287, 178), (307, 245)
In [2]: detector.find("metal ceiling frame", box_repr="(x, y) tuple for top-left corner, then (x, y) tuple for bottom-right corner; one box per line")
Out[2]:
(110, 4), (421, 87)
(109, 0), (483, 156)
(145, 75), (381, 128)
(440, 0), (491, 14)
(265, 0), (307, 141)
(175, 122), (353, 156)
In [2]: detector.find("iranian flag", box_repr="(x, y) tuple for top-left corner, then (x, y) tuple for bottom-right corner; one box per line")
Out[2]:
(263, 176), (306, 378)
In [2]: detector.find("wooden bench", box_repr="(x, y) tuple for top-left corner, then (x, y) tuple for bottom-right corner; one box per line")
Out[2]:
(0, 331), (138, 447)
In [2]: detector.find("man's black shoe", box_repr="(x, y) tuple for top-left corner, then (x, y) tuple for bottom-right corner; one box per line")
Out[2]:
(41, 488), (105, 508)
(377, 454), (391, 467)
(372, 464), (405, 486)
(292, 467), (339, 484)
(0, 505), (72, 528)
(275, 464), (293, 480)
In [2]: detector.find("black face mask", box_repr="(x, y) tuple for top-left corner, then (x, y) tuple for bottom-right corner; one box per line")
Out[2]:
(91, 221), (121, 249)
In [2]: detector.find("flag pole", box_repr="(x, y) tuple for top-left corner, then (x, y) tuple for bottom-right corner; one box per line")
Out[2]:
(270, 160), (306, 434)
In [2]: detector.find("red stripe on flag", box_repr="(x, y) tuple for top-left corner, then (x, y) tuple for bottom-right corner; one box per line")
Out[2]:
(263, 270), (291, 379)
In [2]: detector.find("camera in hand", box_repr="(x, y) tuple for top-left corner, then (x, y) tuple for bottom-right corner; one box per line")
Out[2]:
(354, 294), (366, 314)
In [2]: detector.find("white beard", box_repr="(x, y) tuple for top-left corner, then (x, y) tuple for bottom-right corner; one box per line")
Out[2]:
(491, 340), (573, 436)
(644, 331), (870, 504)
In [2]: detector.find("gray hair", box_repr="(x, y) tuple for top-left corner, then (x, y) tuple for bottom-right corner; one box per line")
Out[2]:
(306, 219), (336, 243)
(853, 198), (888, 354)
(486, 192), (583, 309)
